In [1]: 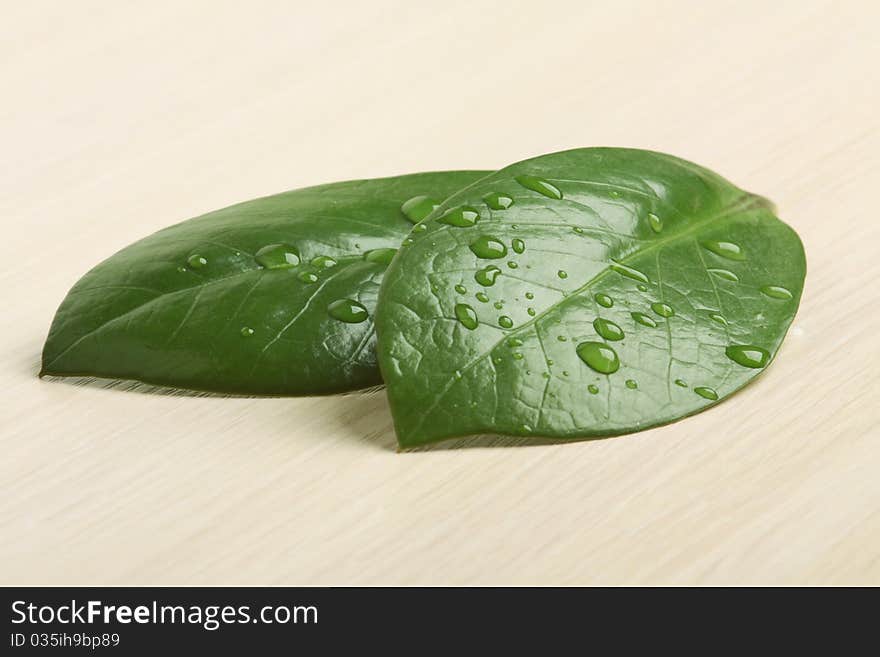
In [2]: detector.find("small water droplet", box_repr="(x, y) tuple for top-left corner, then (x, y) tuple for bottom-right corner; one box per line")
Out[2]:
(595, 293), (613, 308)
(311, 255), (337, 269)
(588, 384), (599, 395)
(176, 266), (187, 273)
(454, 284), (467, 295)
(725, 344), (770, 369)
(694, 386), (718, 400)
(646, 212), (663, 233)
(512, 238), (525, 254)
(631, 312), (657, 328)
(474, 265), (502, 287)
(484, 192), (514, 210)
(498, 315), (514, 329)
(637, 284), (648, 292)
(469, 235), (507, 259)
(255, 244), (299, 269)
(557, 270), (568, 279)
(187, 254), (208, 269)
(438, 205), (480, 227)
(240, 326), (254, 337)
(593, 317), (625, 341)
(520, 424), (533, 432)
(557, 335), (567, 342)
(702, 240), (745, 260)
(298, 271), (319, 283)
(760, 285), (793, 300)
(514, 174), (562, 199)
(651, 302), (675, 318)
(401, 195), (438, 223)
(412, 223), (428, 233)
(455, 303), (479, 330)
(573, 227), (584, 234)
(507, 261), (518, 269)
(327, 298), (368, 323)
(513, 352), (524, 360)
(610, 261), (650, 284)
(454, 370), (462, 379)
(364, 248), (397, 265)
(708, 312), (728, 326)
(476, 292), (489, 303)
(507, 337), (523, 347)
(576, 341), (620, 374)
(527, 307), (537, 316)
(609, 190), (621, 198)
(625, 379), (638, 389)
(542, 372), (551, 379)
(674, 379), (688, 387)
(493, 301), (504, 310)
(546, 359), (554, 366)
(563, 371), (570, 377)
(402, 237), (414, 246)
(708, 268), (738, 282)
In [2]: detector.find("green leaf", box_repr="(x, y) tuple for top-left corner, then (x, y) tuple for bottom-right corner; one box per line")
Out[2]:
(376, 148), (806, 447)
(42, 170), (489, 395)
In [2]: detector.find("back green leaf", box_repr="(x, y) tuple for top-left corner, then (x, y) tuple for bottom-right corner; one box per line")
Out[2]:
(42, 170), (488, 395)
(375, 148), (806, 447)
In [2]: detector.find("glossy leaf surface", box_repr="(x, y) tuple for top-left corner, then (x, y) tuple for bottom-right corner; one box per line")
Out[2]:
(42, 170), (488, 394)
(376, 149), (805, 447)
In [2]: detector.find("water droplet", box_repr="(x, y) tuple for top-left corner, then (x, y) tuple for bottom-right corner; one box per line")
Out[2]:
(512, 238), (525, 254)
(525, 292), (534, 300)
(240, 326), (254, 337)
(454, 370), (462, 379)
(702, 240), (745, 260)
(364, 248), (397, 265)
(610, 261), (650, 284)
(609, 190), (621, 198)
(546, 359), (554, 366)
(438, 205), (480, 227)
(298, 271), (319, 283)
(563, 371), (570, 377)
(311, 255), (337, 269)
(576, 341), (620, 374)
(455, 303), (479, 330)
(625, 379), (638, 389)
(542, 372), (550, 379)
(631, 312), (657, 328)
(573, 227), (584, 234)
(187, 254), (207, 269)
(760, 285), (793, 300)
(327, 299), (368, 323)
(176, 266), (187, 273)
(507, 337), (523, 347)
(474, 265), (502, 287)
(498, 316), (513, 329)
(255, 244), (299, 269)
(476, 292), (489, 303)
(674, 379), (688, 387)
(507, 261), (519, 269)
(557, 270), (568, 279)
(469, 235), (507, 259)
(708, 313), (728, 326)
(593, 317), (625, 341)
(725, 344), (770, 369)
(401, 195), (438, 223)
(708, 268), (738, 282)
(493, 301), (504, 310)
(595, 293), (613, 308)
(694, 386), (718, 400)
(651, 302), (675, 318)
(557, 335), (567, 342)
(637, 284), (648, 292)
(484, 192), (514, 210)
(412, 223), (428, 233)
(520, 424), (533, 432)
(647, 212), (663, 232)
(527, 307), (537, 316)
(402, 237), (414, 246)
(512, 351), (524, 360)
(588, 384), (599, 395)
(514, 174), (562, 199)
(454, 284), (467, 295)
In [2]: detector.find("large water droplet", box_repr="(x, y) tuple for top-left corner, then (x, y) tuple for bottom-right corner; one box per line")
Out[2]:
(631, 312), (657, 327)
(327, 299), (368, 323)
(651, 302), (675, 318)
(311, 255), (337, 269)
(610, 261), (650, 284)
(694, 386), (718, 400)
(298, 271), (318, 283)
(512, 238), (525, 254)
(760, 285), (792, 300)
(469, 235), (507, 259)
(593, 317), (625, 341)
(595, 293), (613, 308)
(187, 254), (208, 269)
(647, 213), (663, 233)
(702, 240), (745, 260)
(725, 344), (770, 368)
(455, 303), (479, 330)
(498, 315), (514, 329)
(364, 248), (397, 265)
(514, 175), (562, 199)
(255, 244), (300, 269)
(401, 195), (438, 223)
(576, 341), (620, 374)
(708, 268), (739, 282)
(474, 265), (501, 287)
(484, 192), (514, 210)
(438, 205), (480, 227)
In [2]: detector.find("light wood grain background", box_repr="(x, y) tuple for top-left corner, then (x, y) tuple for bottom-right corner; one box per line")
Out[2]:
(1, 0), (878, 585)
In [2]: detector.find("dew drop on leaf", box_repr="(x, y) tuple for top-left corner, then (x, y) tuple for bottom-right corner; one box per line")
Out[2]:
(364, 248), (397, 265)
(255, 244), (300, 269)
(674, 378), (688, 387)
(512, 238), (525, 254)
(725, 344), (770, 369)
(493, 301), (504, 310)
(593, 317), (625, 341)
(631, 312), (657, 328)
(760, 285), (793, 300)
(484, 193), (514, 210)
(588, 384), (599, 395)
(708, 268), (739, 282)
(311, 255), (338, 269)
(454, 303), (479, 330)
(708, 312), (728, 326)
(327, 299), (368, 323)
(610, 261), (650, 284)
(647, 213), (663, 233)
(400, 195), (438, 224)
(298, 271), (318, 283)
(507, 261), (518, 269)
(575, 341), (620, 374)
(651, 302), (675, 318)
(527, 307), (536, 316)
(475, 265), (501, 287)
(240, 326), (254, 337)
(702, 240), (745, 261)
(475, 292), (489, 303)
(454, 284), (467, 295)
(507, 337), (523, 347)
(694, 386), (719, 400)
(437, 206), (480, 227)
(625, 379), (638, 389)
(595, 293), (613, 308)
(557, 270), (568, 279)
(499, 316), (514, 329)
(514, 174), (562, 200)
(187, 254), (208, 269)
(469, 235), (507, 259)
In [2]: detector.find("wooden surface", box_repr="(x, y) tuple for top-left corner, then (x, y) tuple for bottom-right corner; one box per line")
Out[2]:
(2, 0), (878, 585)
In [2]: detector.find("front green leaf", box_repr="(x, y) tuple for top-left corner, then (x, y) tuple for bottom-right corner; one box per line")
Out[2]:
(42, 170), (488, 395)
(375, 148), (806, 447)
